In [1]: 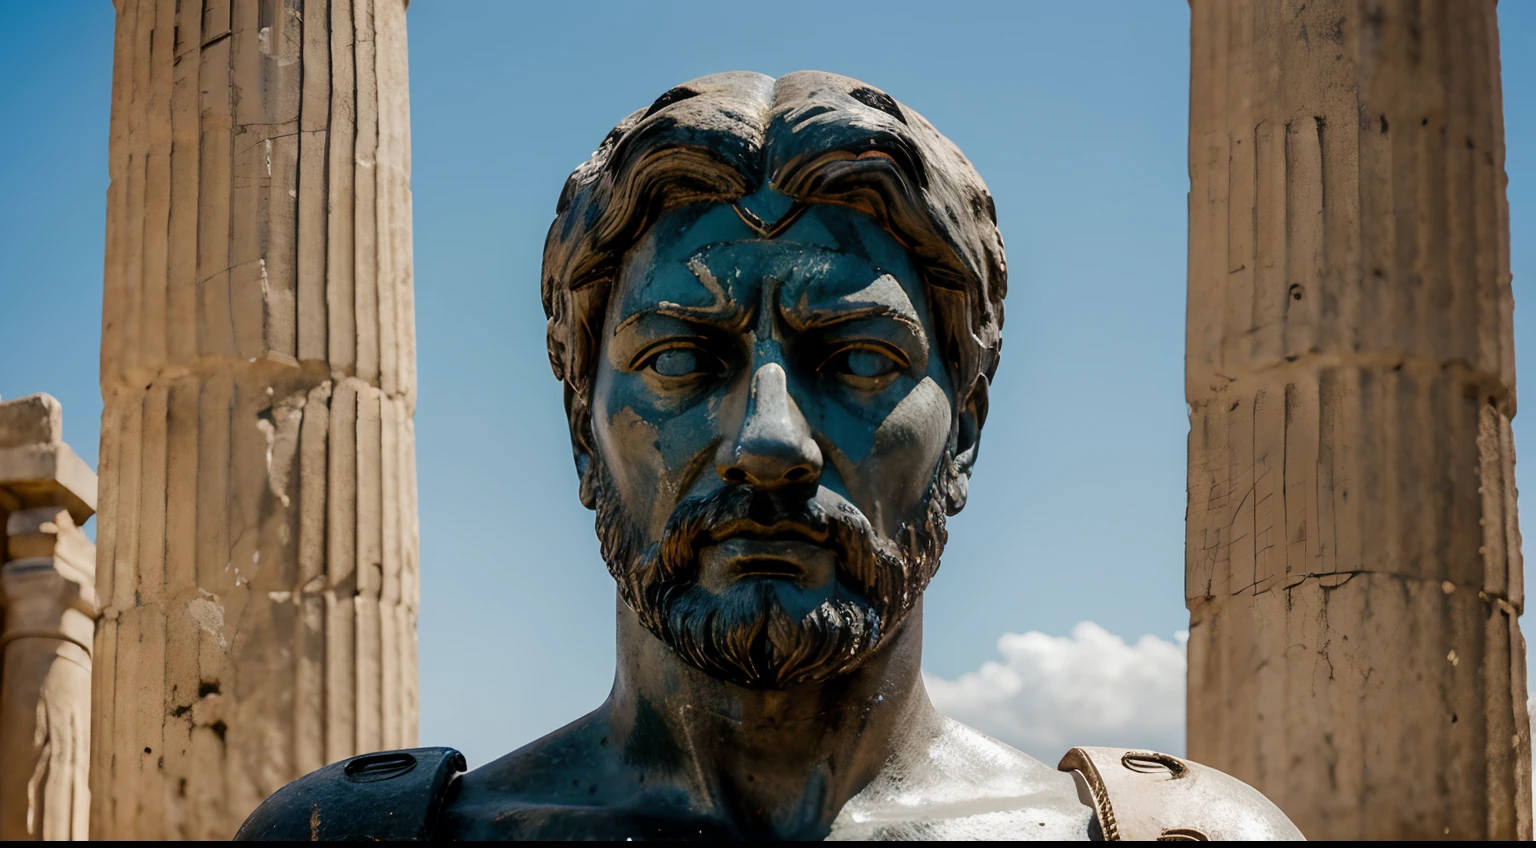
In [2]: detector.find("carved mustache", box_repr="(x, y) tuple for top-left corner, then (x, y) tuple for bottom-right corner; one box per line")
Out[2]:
(649, 484), (899, 602)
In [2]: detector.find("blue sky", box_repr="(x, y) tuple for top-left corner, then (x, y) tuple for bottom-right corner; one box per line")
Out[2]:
(3, 1), (1535, 768)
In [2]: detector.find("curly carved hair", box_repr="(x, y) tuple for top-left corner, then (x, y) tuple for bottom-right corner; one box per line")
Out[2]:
(541, 70), (1008, 492)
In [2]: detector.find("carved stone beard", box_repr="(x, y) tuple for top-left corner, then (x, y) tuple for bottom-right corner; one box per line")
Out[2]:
(591, 455), (957, 689)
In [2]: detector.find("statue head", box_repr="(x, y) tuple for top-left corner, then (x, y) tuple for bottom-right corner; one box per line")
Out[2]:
(542, 71), (1005, 689)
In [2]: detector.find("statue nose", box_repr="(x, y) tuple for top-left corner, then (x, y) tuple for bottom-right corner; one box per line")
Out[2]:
(717, 362), (823, 489)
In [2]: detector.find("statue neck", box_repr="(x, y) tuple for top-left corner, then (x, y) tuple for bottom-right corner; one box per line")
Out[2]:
(600, 595), (940, 839)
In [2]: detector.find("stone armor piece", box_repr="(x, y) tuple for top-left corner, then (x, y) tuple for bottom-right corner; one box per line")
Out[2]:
(234, 746), (1305, 841)
(1057, 747), (1304, 841)
(233, 748), (465, 841)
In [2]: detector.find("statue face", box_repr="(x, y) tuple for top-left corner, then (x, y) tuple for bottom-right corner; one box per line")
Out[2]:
(587, 188), (960, 688)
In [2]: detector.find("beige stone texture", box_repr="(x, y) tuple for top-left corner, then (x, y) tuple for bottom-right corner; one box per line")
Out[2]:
(1186, 0), (1530, 839)
(0, 395), (64, 449)
(0, 395), (99, 841)
(94, 0), (418, 839)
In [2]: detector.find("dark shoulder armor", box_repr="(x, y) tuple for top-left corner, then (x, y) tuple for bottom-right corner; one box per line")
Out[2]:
(1058, 746), (1304, 841)
(234, 747), (467, 841)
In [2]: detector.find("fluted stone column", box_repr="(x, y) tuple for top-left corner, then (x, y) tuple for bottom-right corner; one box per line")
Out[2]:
(1185, 0), (1529, 840)
(94, 0), (418, 839)
(0, 395), (98, 841)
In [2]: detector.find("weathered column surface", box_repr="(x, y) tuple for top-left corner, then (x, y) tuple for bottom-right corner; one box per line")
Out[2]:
(0, 395), (98, 841)
(95, 0), (418, 839)
(1185, 0), (1529, 840)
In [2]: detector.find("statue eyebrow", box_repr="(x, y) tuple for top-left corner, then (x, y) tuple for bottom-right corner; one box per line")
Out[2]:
(612, 255), (750, 335)
(783, 301), (923, 336)
(781, 274), (926, 340)
(781, 290), (930, 367)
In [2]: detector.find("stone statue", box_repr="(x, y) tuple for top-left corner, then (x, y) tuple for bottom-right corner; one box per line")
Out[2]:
(235, 71), (1303, 841)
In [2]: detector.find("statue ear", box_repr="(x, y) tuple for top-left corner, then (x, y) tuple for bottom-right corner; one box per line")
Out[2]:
(566, 385), (600, 510)
(946, 379), (989, 516)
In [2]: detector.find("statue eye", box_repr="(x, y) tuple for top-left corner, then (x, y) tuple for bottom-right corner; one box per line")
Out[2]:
(843, 349), (898, 378)
(824, 345), (905, 389)
(642, 346), (717, 379)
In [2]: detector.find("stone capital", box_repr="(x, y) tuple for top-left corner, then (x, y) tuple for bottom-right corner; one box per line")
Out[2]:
(0, 394), (96, 525)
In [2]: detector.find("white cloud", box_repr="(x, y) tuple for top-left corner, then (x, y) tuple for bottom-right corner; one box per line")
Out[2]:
(925, 621), (1187, 763)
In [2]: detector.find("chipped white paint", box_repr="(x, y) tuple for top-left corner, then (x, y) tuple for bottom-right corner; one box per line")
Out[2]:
(186, 598), (227, 650)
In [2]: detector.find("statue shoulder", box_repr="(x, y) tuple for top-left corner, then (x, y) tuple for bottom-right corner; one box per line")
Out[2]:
(1057, 747), (1304, 841)
(234, 747), (467, 841)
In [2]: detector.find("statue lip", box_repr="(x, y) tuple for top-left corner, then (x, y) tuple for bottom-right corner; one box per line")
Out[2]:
(697, 520), (837, 589)
(697, 536), (836, 589)
(705, 518), (830, 546)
